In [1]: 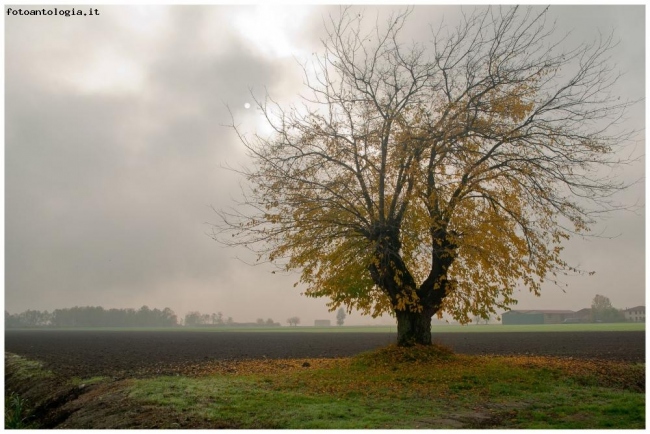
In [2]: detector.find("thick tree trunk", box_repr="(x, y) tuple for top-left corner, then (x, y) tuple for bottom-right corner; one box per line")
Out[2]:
(396, 309), (432, 346)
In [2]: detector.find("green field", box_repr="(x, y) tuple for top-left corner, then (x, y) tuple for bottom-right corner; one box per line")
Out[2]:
(9, 322), (644, 333)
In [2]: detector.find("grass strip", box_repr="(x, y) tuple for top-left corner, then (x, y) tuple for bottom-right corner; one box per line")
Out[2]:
(127, 345), (645, 429)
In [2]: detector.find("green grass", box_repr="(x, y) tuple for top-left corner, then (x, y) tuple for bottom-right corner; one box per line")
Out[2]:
(10, 322), (644, 333)
(4, 354), (112, 429)
(511, 388), (645, 428)
(69, 376), (109, 387)
(4, 354), (53, 429)
(129, 375), (454, 428)
(5, 393), (31, 429)
(128, 373), (462, 428)
(127, 346), (645, 429)
(4, 353), (54, 382)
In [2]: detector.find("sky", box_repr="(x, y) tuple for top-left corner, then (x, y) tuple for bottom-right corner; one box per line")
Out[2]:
(4, 4), (645, 325)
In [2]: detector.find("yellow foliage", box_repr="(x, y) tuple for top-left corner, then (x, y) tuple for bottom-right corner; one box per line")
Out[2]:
(248, 86), (579, 324)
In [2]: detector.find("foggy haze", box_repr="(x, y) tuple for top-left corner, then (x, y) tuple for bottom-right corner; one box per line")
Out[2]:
(5, 5), (645, 326)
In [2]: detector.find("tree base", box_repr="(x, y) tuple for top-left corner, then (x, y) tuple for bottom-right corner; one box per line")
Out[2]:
(396, 310), (432, 346)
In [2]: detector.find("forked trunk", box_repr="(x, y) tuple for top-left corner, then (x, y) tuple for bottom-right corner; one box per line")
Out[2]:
(396, 309), (432, 346)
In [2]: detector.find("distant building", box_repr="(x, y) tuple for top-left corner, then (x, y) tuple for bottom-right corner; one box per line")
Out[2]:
(502, 310), (575, 325)
(314, 319), (331, 327)
(573, 308), (592, 323)
(623, 306), (645, 322)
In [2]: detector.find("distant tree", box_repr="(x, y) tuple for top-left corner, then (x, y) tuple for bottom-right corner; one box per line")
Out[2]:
(5, 311), (22, 328)
(137, 305), (151, 327)
(226, 316), (234, 325)
(124, 308), (137, 327)
(51, 308), (69, 327)
(336, 308), (346, 326)
(591, 295), (625, 323)
(287, 316), (300, 326)
(5, 311), (12, 328)
(42, 310), (52, 326)
(265, 318), (275, 326)
(7, 306), (176, 328)
(591, 294), (613, 313)
(211, 312), (224, 325)
(151, 308), (163, 326)
(106, 308), (120, 326)
(184, 311), (203, 327)
(18, 310), (46, 327)
(162, 307), (178, 326)
(257, 318), (265, 325)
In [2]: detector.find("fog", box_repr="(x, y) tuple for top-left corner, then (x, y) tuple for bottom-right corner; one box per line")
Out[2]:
(5, 5), (645, 326)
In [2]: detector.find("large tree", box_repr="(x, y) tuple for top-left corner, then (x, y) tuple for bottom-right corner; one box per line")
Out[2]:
(214, 6), (636, 345)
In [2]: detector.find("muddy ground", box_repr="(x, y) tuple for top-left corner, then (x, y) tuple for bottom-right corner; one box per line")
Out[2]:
(5, 330), (644, 379)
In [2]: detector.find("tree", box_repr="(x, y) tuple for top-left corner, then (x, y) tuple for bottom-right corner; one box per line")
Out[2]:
(287, 316), (300, 326)
(591, 294), (613, 317)
(184, 311), (203, 327)
(265, 318), (276, 326)
(211, 312), (224, 325)
(591, 294), (625, 323)
(214, 7), (637, 346)
(162, 307), (178, 326)
(257, 318), (265, 325)
(5, 311), (23, 328)
(18, 309), (51, 327)
(336, 308), (347, 326)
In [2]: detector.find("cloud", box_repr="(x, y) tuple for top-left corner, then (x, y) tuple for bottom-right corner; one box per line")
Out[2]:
(5, 5), (644, 322)
(5, 6), (312, 313)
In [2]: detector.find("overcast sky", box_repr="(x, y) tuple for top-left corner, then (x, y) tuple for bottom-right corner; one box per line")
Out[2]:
(5, 4), (645, 325)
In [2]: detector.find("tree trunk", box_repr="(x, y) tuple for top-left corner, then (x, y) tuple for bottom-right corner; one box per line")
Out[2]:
(396, 309), (432, 346)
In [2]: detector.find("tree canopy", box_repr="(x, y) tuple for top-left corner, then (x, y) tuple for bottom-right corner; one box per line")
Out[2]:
(214, 6), (637, 345)
(591, 294), (625, 322)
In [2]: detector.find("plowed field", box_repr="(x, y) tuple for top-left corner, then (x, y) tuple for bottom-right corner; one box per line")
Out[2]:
(5, 330), (643, 379)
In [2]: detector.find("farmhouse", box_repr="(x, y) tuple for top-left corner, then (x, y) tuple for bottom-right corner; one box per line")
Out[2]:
(573, 308), (592, 323)
(314, 319), (331, 327)
(623, 306), (645, 322)
(501, 310), (576, 325)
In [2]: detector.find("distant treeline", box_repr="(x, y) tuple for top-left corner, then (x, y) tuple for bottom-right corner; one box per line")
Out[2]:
(182, 311), (280, 327)
(5, 306), (178, 328)
(5, 307), (282, 328)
